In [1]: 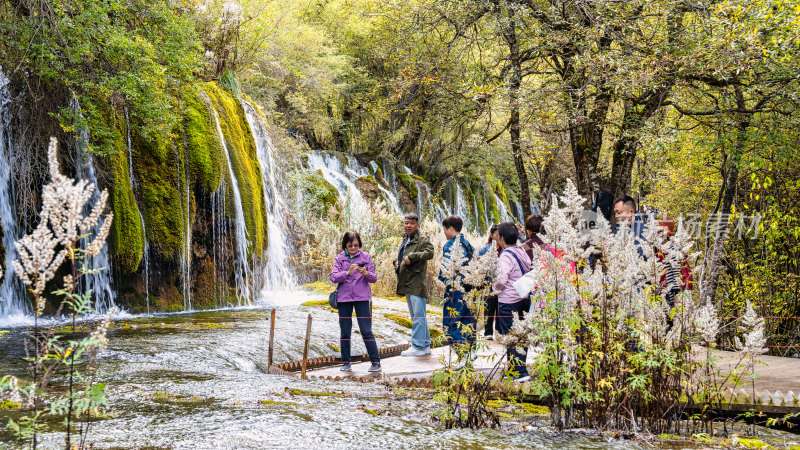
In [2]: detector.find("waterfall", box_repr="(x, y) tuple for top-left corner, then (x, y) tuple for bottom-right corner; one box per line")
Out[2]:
(307, 152), (373, 231)
(471, 190), (480, 232)
(496, 194), (514, 222)
(240, 100), (296, 292)
(71, 99), (117, 313)
(0, 71), (28, 319)
(365, 160), (400, 213)
(210, 107), (253, 305)
(182, 134), (192, 310)
(124, 108), (150, 313)
(210, 187), (231, 306)
(482, 189), (492, 229)
(415, 180), (425, 218)
(456, 184), (469, 221)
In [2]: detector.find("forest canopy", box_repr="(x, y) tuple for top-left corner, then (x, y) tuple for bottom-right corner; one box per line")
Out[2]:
(1, 0), (799, 348)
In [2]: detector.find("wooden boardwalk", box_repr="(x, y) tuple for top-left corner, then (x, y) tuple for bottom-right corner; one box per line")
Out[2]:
(299, 341), (800, 414)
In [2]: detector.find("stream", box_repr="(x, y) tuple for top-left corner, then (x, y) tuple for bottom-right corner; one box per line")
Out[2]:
(0, 292), (648, 449)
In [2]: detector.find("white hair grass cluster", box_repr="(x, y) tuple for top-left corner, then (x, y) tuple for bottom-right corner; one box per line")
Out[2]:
(12, 137), (113, 310)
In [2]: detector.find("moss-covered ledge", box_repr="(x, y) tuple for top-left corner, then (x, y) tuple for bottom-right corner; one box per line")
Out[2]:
(202, 82), (267, 257)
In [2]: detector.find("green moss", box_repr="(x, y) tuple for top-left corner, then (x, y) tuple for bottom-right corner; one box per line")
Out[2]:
(495, 182), (511, 213)
(372, 166), (391, 190)
(133, 128), (184, 260)
(300, 170), (339, 209)
(287, 388), (341, 397)
(183, 85), (224, 192)
(301, 282), (334, 295)
(384, 313), (413, 328)
(102, 108), (145, 274)
(114, 321), (231, 331)
(429, 327), (443, 340)
(0, 400), (21, 409)
(486, 184), (500, 224)
(474, 184), (487, 231)
(202, 82), (267, 257)
(260, 399), (301, 407)
(153, 392), (213, 405)
(301, 299), (332, 307)
(736, 439), (773, 449)
(396, 172), (419, 201)
(363, 408), (379, 416)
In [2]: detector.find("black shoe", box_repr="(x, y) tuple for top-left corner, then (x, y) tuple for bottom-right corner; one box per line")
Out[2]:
(368, 363), (382, 373)
(340, 363), (352, 371)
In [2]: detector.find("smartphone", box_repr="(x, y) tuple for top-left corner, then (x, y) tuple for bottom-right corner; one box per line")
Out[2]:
(358, 262), (366, 267)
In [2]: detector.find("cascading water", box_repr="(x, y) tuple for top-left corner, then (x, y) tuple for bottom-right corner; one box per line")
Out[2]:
(240, 100), (297, 293)
(125, 108), (150, 313)
(482, 189), (492, 229)
(471, 190), (480, 232)
(210, 187), (232, 306)
(363, 160), (400, 213)
(71, 99), (116, 313)
(0, 71), (28, 319)
(181, 133), (193, 310)
(210, 106), (253, 305)
(497, 194), (514, 222)
(456, 184), (469, 221)
(307, 152), (373, 231)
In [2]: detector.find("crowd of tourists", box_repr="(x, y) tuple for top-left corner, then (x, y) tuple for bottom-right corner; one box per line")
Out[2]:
(328, 193), (692, 380)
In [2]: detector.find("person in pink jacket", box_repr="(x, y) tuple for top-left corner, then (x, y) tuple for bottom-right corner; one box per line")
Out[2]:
(330, 231), (381, 373)
(493, 222), (532, 382)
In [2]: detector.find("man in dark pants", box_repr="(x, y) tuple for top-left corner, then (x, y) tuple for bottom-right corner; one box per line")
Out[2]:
(438, 215), (476, 365)
(493, 222), (532, 382)
(394, 213), (435, 356)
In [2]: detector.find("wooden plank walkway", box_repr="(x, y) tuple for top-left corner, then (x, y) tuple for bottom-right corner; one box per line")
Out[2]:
(300, 341), (800, 413)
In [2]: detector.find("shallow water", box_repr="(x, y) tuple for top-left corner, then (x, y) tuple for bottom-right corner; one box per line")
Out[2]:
(0, 293), (647, 448)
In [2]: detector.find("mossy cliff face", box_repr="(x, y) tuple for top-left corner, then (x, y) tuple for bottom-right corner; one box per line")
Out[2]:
(95, 82), (268, 313)
(202, 82), (266, 257)
(102, 107), (145, 275)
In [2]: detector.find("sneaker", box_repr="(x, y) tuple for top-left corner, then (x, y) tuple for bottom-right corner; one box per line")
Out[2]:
(368, 363), (382, 373)
(485, 335), (494, 340)
(401, 347), (428, 357)
(340, 363), (352, 372)
(423, 347), (432, 355)
(514, 375), (531, 383)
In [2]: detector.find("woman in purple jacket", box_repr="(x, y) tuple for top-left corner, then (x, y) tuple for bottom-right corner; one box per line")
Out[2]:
(330, 231), (381, 372)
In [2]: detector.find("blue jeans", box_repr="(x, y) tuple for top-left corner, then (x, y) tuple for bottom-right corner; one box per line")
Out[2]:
(442, 287), (476, 350)
(338, 301), (380, 363)
(497, 299), (531, 378)
(406, 294), (430, 350)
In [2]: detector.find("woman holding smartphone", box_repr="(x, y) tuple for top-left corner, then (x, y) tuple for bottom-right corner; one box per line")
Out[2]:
(329, 231), (381, 372)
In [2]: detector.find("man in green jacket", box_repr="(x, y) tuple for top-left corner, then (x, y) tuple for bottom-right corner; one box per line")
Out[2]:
(394, 213), (435, 356)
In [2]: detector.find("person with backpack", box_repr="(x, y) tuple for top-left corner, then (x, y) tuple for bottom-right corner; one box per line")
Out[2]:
(493, 222), (532, 382)
(438, 215), (477, 365)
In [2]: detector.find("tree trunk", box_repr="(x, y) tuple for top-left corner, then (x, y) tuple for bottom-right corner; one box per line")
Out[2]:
(569, 93), (609, 200)
(607, 87), (670, 197)
(700, 87), (748, 304)
(502, 7), (532, 218)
